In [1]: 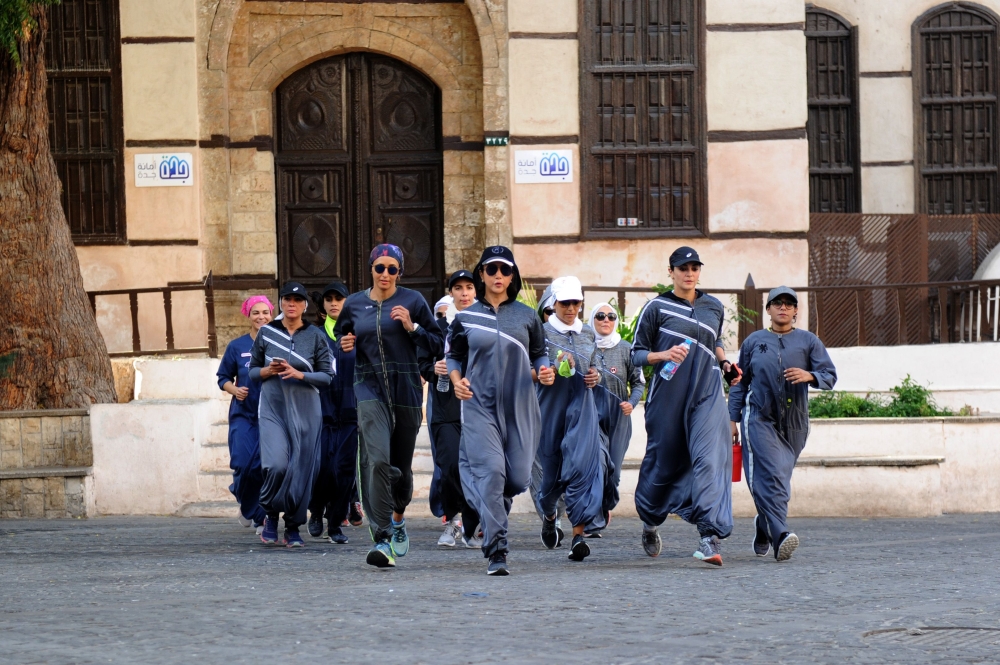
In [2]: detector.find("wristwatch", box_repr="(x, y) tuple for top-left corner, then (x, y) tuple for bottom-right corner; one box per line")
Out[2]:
(410, 322), (421, 333)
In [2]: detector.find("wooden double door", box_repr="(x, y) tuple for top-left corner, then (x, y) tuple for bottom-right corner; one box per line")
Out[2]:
(275, 53), (445, 305)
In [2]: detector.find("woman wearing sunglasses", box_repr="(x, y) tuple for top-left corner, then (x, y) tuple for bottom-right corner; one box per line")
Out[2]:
(632, 247), (738, 566)
(334, 244), (444, 568)
(728, 287), (836, 562)
(535, 276), (605, 563)
(587, 303), (644, 534)
(447, 246), (554, 575)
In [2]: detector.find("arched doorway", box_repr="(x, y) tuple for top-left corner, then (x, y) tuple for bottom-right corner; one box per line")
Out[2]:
(274, 53), (445, 304)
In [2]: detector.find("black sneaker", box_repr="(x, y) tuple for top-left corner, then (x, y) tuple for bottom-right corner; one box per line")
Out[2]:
(487, 551), (509, 576)
(753, 515), (771, 557)
(540, 516), (558, 549)
(568, 534), (590, 561)
(556, 526), (565, 548)
(642, 527), (661, 557)
(307, 513), (324, 539)
(328, 527), (349, 544)
(775, 532), (799, 562)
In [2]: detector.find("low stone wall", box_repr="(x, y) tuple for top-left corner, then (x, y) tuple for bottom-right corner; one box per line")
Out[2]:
(0, 409), (92, 519)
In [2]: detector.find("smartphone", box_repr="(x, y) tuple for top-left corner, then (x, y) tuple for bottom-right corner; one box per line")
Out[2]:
(723, 362), (741, 384)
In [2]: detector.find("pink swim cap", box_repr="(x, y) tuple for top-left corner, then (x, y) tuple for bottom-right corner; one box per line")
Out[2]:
(241, 295), (274, 318)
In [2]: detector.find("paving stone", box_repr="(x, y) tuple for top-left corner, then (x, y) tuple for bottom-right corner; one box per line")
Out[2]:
(0, 514), (998, 664)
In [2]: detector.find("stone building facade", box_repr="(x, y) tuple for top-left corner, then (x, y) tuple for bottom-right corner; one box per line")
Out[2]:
(48, 0), (1000, 348)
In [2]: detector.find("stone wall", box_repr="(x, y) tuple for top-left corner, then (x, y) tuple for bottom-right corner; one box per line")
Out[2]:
(0, 410), (92, 519)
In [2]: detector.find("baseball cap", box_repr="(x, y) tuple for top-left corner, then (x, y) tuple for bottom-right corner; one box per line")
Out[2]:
(669, 246), (703, 268)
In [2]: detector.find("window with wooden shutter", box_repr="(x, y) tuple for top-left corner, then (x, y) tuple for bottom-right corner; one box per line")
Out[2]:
(45, 0), (126, 243)
(916, 4), (999, 214)
(580, 0), (706, 237)
(806, 8), (860, 213)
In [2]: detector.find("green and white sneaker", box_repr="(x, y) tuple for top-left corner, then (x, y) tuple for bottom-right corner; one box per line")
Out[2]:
(390, 519), (409, 557)
(366, 540), (396, 568)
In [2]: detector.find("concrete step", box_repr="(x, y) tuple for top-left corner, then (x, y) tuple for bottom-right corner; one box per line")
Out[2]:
(176, 501), (239, 518)
(199, 443), (230, 474)
(207, 423), (229, 446)
(196, 470), (234, 503)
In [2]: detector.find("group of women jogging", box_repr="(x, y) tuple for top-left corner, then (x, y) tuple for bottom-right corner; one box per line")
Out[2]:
(217, 243), (837, 575)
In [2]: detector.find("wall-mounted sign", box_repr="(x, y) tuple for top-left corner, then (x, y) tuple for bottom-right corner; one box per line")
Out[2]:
(514, 149), (573, 184)
(134, 153), (194, 187)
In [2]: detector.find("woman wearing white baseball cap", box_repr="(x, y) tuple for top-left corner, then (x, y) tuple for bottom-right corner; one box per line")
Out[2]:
(535, 275), (605, 562)
(631, 247), (740, 566)
(728, 286), (837, 561)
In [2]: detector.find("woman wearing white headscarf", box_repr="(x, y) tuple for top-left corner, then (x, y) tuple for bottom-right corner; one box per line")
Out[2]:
(587, 303), (644, 535)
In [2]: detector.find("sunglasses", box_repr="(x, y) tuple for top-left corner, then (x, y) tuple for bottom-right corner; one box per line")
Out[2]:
(483, 263), (513, 277)
(770, 300), (797, 309)
(435, 312), (447, 319)
(593, 312), (618, 322)
(373, 264), (399, 275)
(558, 300), (581, 307)
(543, 308), (555, 316)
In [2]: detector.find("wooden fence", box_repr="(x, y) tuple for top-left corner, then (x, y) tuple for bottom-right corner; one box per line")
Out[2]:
(87, 272), (218, 358)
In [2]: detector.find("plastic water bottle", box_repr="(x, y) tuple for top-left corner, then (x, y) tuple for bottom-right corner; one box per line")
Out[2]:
(436, 374), (451, 393)
(659, 338), (692, 381)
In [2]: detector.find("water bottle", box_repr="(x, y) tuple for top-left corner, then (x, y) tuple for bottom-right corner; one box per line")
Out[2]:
(659, 338), (692, 381)
(436, 374), (451, 393)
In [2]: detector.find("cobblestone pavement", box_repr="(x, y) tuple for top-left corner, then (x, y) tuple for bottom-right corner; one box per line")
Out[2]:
(1, 514), (999, 664)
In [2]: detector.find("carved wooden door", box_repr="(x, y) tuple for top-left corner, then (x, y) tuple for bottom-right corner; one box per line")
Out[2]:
(275, 54), (444, 305)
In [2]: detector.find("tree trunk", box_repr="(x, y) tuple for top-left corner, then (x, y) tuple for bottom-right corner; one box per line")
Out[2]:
(0, 8), (116, 409)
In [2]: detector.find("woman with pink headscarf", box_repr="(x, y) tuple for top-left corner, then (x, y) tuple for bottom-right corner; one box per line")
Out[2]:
(216, 295), (274, 533)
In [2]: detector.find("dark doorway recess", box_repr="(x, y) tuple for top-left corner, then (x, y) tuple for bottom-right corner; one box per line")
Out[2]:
(275, 53), (445, 305)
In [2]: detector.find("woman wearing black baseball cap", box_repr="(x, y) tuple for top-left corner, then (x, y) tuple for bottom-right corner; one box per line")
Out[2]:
(728, 287), (837, 561)
(447, 246), (555, 575)
(631, 247), (739, 565)
(306, 281), (358, 545)
(334, 244), (444, 568)
(249, 282), (335, 547)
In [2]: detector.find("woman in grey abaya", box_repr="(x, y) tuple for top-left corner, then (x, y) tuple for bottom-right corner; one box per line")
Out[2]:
(729, 287), (836, 562)
(250, 282), (334, 547)
(631, 247), (739, 566)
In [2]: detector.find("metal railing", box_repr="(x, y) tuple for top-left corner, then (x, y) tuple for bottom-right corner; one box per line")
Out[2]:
(87, 272), (218, 358)
(540, 275), (1000, 348)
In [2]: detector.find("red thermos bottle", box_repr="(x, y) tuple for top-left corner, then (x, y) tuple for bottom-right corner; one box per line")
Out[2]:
(732, 442), (743, 483)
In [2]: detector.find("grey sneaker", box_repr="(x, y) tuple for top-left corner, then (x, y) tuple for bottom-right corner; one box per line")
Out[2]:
(540, 516), (558, 549)
(390, 519), (409, 557)
(487, 551), (509, 576)
(753, 515), (771, 557)
(642, 527), (662, 557)
(775, 532), (799, 562)
(237, 511), (252, 528)
(693, 535), (723, 566)
(438, 518), (461, 548)
(463, 530), (484, 549)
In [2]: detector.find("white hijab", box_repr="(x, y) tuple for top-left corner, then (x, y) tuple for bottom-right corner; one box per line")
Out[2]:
(589, 302), (622, 349)
(434, 295), (457, 324)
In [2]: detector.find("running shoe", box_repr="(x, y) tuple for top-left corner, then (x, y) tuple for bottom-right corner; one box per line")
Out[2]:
(284, 530), (305, 548)
(463, 531), (484, 549)
(390, 519), (409, 557)
(540, 516), (559, 549)
(753, 515), (771, 557)
(693, 535), (723, 566)
(556, 527), (565, 548)
(349, 502), (364, 527)
(568, 534), (591, 562)
(366, 540), (396, 568)
(487, 551), (509, 576)
(583, 530), (602, 539)
(260, 516), (279, 545)
(642, 527), (661, 558)
(237, 511), (252, 528)
(775, 532), (799, 562)
(255, 525), (265, 536)
(328, 527), (349, 545)
(438, 517), (461, 547)
(307, 513), (325, 539)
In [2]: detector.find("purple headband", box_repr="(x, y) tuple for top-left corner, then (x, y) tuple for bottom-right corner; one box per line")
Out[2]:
(241, 295), (274, 318)
(369, 244), (404, 275)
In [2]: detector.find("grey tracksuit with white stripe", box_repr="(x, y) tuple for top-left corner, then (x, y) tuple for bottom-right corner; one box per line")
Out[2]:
(447, 300), (550, 557)
(249, 321), (335, 529)
(632, 291), (732, 538)
(728, 329), (836, 546)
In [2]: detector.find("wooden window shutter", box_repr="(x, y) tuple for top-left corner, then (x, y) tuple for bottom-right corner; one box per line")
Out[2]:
(915, 3), (1000, 214)
(806, 8), (861, 213)
(45, 0), (126, 243)
(580, 0), (706, 237)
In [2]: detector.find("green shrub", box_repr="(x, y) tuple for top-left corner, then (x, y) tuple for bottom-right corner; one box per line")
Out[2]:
(809, 376), (953, 418)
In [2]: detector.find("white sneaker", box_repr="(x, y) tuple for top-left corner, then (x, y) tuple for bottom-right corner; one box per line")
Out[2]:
(255, 525), (264, 536)
(438, 518), (461, 547)
(237, 511), (252, 528)
(463, 530), (484, 549)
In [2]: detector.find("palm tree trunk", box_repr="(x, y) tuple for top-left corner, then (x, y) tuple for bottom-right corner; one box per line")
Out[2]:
(0, 7), (116, 409)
